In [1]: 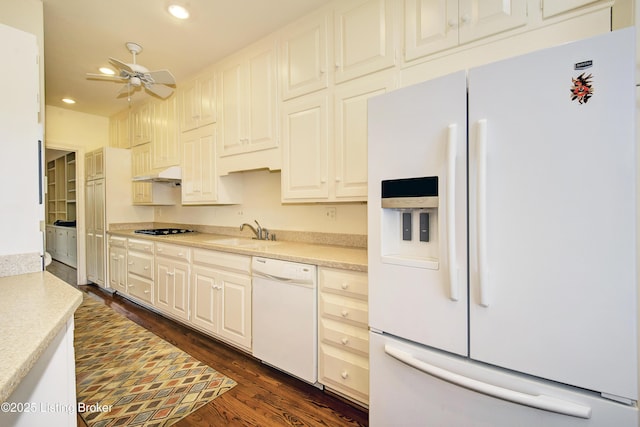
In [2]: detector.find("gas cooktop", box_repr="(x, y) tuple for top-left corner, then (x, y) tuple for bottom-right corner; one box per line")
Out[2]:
(134, 228), (194, 236)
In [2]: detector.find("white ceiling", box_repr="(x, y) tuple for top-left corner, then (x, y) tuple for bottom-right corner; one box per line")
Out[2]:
(42, 0), (332, 118)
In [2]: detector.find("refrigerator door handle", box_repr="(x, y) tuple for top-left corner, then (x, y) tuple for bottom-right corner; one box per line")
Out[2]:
(384, 344), (592, 419)
(446, 124), (459, 301)
(476, 119), (490, 307)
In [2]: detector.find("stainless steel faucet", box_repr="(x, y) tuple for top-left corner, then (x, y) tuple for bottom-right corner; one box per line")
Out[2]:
(240, 220), (275, 241)
(241, 220), (263, 240)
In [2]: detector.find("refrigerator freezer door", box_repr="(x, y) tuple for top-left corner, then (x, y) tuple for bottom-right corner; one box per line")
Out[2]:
(370, 332), (639, 427)
(467, 29), (637, 399)
(368, 71), (468, 356)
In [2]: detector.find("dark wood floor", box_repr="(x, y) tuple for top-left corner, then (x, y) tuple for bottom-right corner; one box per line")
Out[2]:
(46, 260), (368, 427)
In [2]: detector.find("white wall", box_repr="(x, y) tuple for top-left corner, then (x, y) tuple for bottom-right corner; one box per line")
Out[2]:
(158, 169), (368, 234)
(45, 106), (109, 150)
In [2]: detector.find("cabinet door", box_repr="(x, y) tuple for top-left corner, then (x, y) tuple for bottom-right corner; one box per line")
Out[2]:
(171, 261), (190, 321)
(181, 126), (217, 203)
(247, 41), (279, 152)
(93, 179), (106, 286)
(85, 182), (97, 282)
(334, 0), (397, 83)
(219, 59), (245, 155)
(458, 0), (527, 44)
(334, 72), (396, 200)
(109, 246), (126, 293)
(199, 72), (217, 126)
(281, 92), (330, 201)
(281, 9), (330, 100)
(153, 96), (180, 168)
(93, 150), (104, 180)
(55, 228), (66, 259)
(179, 79), (200, 132)
(155, 258), (172, 313)
(405, 0), (458, 60)
(217, 269), (252, 350)
(131, 101), (152, 146)
(131, 143), (152, 204)
(191, 266), (219, 333)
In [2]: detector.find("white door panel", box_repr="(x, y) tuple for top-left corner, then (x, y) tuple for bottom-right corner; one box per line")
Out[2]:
(368, 71), (468, 355)
(468, 29), (637, 399)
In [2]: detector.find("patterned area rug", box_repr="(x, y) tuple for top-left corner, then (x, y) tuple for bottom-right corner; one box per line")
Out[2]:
(74, 296), (237, 427)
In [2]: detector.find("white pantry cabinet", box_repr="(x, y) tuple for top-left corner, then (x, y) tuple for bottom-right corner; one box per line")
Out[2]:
(190, 249), (252, 351)
(179, 70), (217, 132)
(318, 267), (369, 406)
(280, 8), (331, 100)
(404, 0), (528, 61)
(333, 0), (398, 84)
(85, 178), (105, 286)
(155, 242), (190, 322)
(218, 37), (279, 160)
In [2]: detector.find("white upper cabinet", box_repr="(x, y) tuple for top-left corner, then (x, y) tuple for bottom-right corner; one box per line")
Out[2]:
(218, 38), (279, 157)
(131, 101), (153, 146)
(280, 8), (331, 100)
(542, 0), (602, 18)
(152, 95), (180, 169)
(333, 71), (396, 200)
(405, 0), (528, 61)
(179, 70), (216, 132)
(334, 0), (398, 84)
(281, 91), (330, 201)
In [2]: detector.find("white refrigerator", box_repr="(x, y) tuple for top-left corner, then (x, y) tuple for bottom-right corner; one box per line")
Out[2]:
(368, 29), (638, 426)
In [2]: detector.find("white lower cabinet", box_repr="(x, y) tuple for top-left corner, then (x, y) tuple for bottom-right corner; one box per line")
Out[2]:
(191, 249), (252, 351)
(155, 243), (190, 322)
(318, 267), (369, 406)
(108, 236), (127, 293)
(47, 225), (77, 268)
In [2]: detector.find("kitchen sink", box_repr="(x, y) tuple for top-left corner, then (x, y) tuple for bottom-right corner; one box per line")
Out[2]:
(205, 237), (281, 250)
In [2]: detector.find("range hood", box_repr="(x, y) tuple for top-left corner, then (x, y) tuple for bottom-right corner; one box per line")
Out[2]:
(132, 166), (181, 183)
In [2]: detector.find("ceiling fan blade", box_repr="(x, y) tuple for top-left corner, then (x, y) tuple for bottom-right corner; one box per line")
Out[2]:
(86, 72), (127, 82)
(145, 83), (174, 99)
(147, 69), (176, 85)
(109, 57), (133, 73)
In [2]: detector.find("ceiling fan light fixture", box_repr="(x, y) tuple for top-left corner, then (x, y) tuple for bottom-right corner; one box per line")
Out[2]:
(99, 66), (115, 75)
(168, 4), (190, 20)
(62, 98), (76, 104)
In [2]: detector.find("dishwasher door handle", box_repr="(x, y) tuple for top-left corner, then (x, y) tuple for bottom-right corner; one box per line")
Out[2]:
(253, 272), (297, 283)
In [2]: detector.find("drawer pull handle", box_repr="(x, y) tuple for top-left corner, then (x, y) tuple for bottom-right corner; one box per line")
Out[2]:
(157, 248), (163, 252)
(341, 371), (349, 379)
(167, 272), (175, 276)
(178, 252), (184, 256)
(341, 337), (349, 345)
(144, 266), (149, 270)
(128, 261), (134, 265)
(341, 282), (348, 290)
(341, 310), (349, 318)
(144, 290), (150, 294)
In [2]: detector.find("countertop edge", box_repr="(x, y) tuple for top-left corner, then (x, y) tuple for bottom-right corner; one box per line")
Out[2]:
(0, 272), (83, 403)
(108, 230), (368, 272)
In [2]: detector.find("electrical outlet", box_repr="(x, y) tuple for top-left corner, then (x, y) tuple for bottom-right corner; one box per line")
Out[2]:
(325, 207), (337, 221)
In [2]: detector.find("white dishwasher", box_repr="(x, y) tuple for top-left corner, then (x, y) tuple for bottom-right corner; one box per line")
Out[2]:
(252, 257), (318, 385)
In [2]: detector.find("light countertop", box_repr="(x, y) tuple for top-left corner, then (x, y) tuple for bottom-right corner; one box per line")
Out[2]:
(108, 229), (368, 272)
(0, 271), (82, 402)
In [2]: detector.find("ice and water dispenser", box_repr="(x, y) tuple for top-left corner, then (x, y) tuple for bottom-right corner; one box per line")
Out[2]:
(380, 176), (440, 270)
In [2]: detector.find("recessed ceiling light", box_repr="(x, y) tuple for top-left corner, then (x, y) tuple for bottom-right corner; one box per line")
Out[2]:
(168, 4), (189, 20)
(62, 98), (76, 104)
(99, 67), (115, 75)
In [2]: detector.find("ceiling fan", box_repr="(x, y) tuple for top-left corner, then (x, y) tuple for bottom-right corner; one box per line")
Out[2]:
(86, 42), (176, 100)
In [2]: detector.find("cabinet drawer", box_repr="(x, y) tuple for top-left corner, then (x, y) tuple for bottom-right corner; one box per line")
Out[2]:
(128, 238), (154, 253)
(108, 236), (127, 248)
(319, 343), (369, 402)
(156, 242), (190, 261)
(128, 252), (154, 279)
(319, 317), (369, 356)
(320, 268), (367, 299)
(127, 275), (153, 304)
(192, 248), (250, 273)
(320, 292), (368, 327)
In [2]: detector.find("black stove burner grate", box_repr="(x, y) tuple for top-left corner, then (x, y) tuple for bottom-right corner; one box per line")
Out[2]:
(134, 228), (194, 236)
